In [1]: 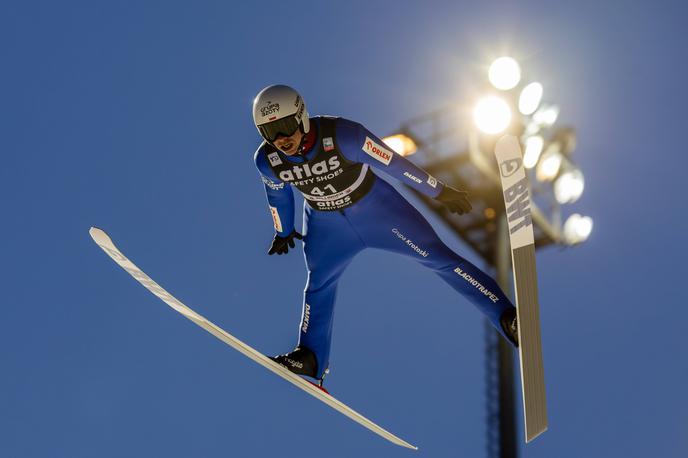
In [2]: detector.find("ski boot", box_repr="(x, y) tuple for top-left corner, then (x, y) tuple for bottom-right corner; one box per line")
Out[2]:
(270, 346), (330, 394)
(270, 346), (319, 378)
(500, 307), (519, 347)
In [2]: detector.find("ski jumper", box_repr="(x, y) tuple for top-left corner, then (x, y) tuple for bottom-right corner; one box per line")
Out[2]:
(255, 116), (515, 378)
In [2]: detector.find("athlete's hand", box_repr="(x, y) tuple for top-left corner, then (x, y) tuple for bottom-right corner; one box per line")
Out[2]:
(268, 230), (303, 255)
(435, 185), (472, 215)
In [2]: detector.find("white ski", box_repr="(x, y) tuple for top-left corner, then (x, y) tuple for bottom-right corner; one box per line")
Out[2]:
(89, 227), (417, 450)
(494, 136), (548, 442)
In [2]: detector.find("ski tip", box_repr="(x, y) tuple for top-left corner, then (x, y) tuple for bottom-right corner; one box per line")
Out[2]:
(89, 227), (111, 245)
(389, 437), (418, 450)
(495, 135), (521, 156)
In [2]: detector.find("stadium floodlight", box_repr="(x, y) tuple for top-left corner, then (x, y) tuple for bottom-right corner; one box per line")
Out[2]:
(536, 146), (563, 181)
(519, 82), (544, 115)
(563, 213), (593, 244)
(532, 104), (560, 127)
(523, 135), (544, 169)
(554, 168), (585, 204)
(382, 134), (418, 157)
(524, 120), (541, 136)
(488, 57), (521, 91)
(474, 96), (512, 134)
(552, 127), (577, 155)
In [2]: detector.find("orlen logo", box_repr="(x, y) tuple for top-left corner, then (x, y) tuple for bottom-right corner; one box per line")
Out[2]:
(362, 137), (392, 165)
(260, 101), (280, 118)
(403, 171), (422, 184)
(269, 206), (282, 232)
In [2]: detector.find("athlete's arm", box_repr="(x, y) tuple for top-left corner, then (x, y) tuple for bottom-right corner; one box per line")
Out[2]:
(337, 119), (443, 197)
(254, 147), (296, 237)
(337, 119), (471, 214)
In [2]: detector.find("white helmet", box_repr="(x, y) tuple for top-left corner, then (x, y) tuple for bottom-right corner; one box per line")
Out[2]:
(252, 85), (310, 142)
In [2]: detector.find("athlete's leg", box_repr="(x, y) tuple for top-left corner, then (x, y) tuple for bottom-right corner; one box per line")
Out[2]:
(349, 180), (515, 343)
(298, 206), (365, 378)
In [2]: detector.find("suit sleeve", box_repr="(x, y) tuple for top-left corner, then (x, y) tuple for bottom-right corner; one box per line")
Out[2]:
(254, 148), (295, 237)
(337, 119), (444, 198)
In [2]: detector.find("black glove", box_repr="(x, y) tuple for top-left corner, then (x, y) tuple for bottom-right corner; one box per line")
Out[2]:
(268, 230), (303, 255)
(435, 185), (472, 215)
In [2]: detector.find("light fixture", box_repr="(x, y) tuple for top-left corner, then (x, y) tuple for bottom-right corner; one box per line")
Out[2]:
(382, 134), (418, 156)
(519, 82), (544, 115)
(554, 168), (585, 204)
(523, 135), (544, 169)
(473, 96), (512, 134)
(488, 57), (521, 91)
(552, 127), (577, 155)
(563, 214), (593, 244)
(532, 104), (560, 127)
(524, 120), (541, 136)
(536, 145), (563, 181)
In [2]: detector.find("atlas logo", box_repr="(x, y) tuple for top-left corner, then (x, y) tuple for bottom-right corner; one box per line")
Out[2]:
(503, 177), (532, 234)
(362, 137), (392, 165)
(301, 303), (311, 333)
(316, 195), (351, 208)
(499, 158), (522, 178)
(260, 101), (280, 118)
(403, 172), (422, 184)
(278, 156), (341, 181)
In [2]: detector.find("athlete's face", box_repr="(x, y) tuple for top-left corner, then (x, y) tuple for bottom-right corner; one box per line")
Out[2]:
(273, 129), (303, 156)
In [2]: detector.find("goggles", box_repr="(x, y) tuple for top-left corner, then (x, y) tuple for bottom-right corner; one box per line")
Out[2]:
(258, 116), (301, 142)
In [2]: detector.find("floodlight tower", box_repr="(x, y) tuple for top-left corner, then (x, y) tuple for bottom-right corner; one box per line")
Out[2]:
(383, 56), (592, 458)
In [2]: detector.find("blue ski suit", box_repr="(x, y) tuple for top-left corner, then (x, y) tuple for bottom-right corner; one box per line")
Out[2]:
(255, 116), (515, 378)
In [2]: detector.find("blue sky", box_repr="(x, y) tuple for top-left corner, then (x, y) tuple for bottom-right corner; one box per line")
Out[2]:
(2, 1), (687, 457)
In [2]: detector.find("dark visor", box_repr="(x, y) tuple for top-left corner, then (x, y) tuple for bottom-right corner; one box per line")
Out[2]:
(258, 116), (300, 142)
